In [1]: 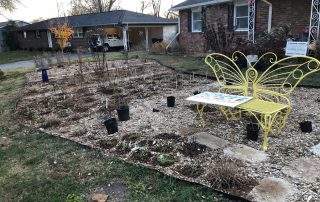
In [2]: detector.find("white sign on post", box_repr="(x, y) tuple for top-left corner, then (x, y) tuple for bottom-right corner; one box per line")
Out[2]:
(285, 41), (308, 56)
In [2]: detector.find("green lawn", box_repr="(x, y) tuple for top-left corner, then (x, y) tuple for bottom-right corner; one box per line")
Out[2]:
(0, 70), (238, 201)
(0, 51), (41, 64)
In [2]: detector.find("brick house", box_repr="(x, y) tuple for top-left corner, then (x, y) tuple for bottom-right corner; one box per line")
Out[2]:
(171, 0), (317, 53)
(16, 10), (178, 51)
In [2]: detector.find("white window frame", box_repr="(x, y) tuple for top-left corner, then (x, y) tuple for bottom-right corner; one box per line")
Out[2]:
(23, 31), (27, 39)
(73, 27), (84, 38)
(234, 3), (249, 32)
(192, 7), (202, 33)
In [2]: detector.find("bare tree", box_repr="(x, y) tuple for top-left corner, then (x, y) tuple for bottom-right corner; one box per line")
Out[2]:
(151, 0), (161, 17)
(68, 0), (119, 15)
(0, 0), (20, 13)
(140, 0), (150, 14)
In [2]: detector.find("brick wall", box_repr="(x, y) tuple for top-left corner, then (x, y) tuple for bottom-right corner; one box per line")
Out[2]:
(177, 0), (311, 53)
(18, 29), (90, 51)
(17, 30), (49, 50)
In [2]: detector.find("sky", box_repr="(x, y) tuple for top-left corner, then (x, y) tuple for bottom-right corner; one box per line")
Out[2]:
(0, 0), (185, 23)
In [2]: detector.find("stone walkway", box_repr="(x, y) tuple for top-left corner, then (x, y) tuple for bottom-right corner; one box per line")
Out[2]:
(192, 132), (320, 202)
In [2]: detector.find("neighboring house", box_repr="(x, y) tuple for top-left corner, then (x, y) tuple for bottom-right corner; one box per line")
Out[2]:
(16, 10), (178, 51)
(0, 20), (29, 52)
(171, 0), (316, 53)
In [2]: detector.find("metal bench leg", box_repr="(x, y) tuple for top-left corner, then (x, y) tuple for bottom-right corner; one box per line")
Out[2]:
(197, 103), (206, 128)
(262, 115), (272, 151)
(220, 107), (242, 120)
(277, 107), (291, 135)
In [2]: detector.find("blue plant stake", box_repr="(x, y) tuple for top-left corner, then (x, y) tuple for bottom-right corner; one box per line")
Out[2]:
(37, 67), (50, 83)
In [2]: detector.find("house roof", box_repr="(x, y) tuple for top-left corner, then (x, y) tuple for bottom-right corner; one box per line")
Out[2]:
(17, 10), (177, 31)
(0, 20), (29, 29)
(171, 0), (232, 11)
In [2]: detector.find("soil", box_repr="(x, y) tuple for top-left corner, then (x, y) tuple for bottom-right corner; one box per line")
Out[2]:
(15, 59), (320, 201)
(178, 165), (205, 178)
(154, 133), (181, 141)
(86, 181), (127, 202)
(180, 141), (208, 157)
(131, 149), (153, 163)
(97, 139), (118, 150)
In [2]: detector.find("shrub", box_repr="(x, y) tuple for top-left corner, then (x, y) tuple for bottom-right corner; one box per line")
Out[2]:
(206, 158), (256, 189)
(150, 41), (169, 54)
(204, 18), (235, 54)
(42, 117), (60, 128)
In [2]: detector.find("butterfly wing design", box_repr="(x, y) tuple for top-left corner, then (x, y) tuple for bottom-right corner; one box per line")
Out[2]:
(205, 51), (249, 96)
(254, 55), (320, 100)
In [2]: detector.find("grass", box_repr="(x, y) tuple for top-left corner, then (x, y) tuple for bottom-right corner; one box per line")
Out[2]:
(0, 51), (41, 64)
(0, 70), (238, 201)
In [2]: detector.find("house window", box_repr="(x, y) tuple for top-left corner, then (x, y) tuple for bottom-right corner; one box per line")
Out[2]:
(234, 4), (248, 31)
(73, 27), (84, 38)
(23, 31), (27, 39)
(36, 30), (41, 38)
(192, 7), (202, 32)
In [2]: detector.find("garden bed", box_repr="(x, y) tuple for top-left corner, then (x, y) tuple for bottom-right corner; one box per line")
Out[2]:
(16, 59), (320, 201)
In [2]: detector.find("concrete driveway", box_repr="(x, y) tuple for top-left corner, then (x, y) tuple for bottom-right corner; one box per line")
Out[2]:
(0, 53), (91, 72)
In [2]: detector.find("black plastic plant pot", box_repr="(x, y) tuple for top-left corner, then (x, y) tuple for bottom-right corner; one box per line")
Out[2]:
(104, 118), (118, 134)
(167, 96), (175, 107)
(246, 123), (260, 141)
(117, 105), (130, 121)
(299, 121), (312, 133)
(193, 91), (201, 95)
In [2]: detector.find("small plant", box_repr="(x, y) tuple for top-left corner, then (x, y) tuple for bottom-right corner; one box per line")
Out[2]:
(115, 142), (131, 154)
(150, 41), (169, 54)
(151, 144), (173, 153)
(66, 194), (85, 202)
(122, 133), (141, 142)
(131, 148), (152, 163)
(42, 117), (60, 128)
(206, 159), (256, 189)
(156, 154), (176, 167)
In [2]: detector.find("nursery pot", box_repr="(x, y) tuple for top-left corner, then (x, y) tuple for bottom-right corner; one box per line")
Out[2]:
(104, 118), (118, 134)
(246, 123), (260, 141)
(167, 96), (175, 107)
(299, 121), (312, 133)
(193, 91), (201, 95)
(117, 105), (130, 121)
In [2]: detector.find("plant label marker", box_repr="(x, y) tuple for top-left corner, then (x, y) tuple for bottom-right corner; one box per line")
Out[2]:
(193, 72), (195, 81)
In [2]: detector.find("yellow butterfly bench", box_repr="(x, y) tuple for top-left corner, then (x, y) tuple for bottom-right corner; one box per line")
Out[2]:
(197, 51), (320, 151)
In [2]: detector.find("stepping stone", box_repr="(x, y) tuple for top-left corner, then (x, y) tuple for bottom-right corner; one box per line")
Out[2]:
(310, 143), (320, 156)
(282, 157), (320, 183)
(223, 144), (268, 163)
(247, 177), (297, 202)
(191, 132), (230, 150)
